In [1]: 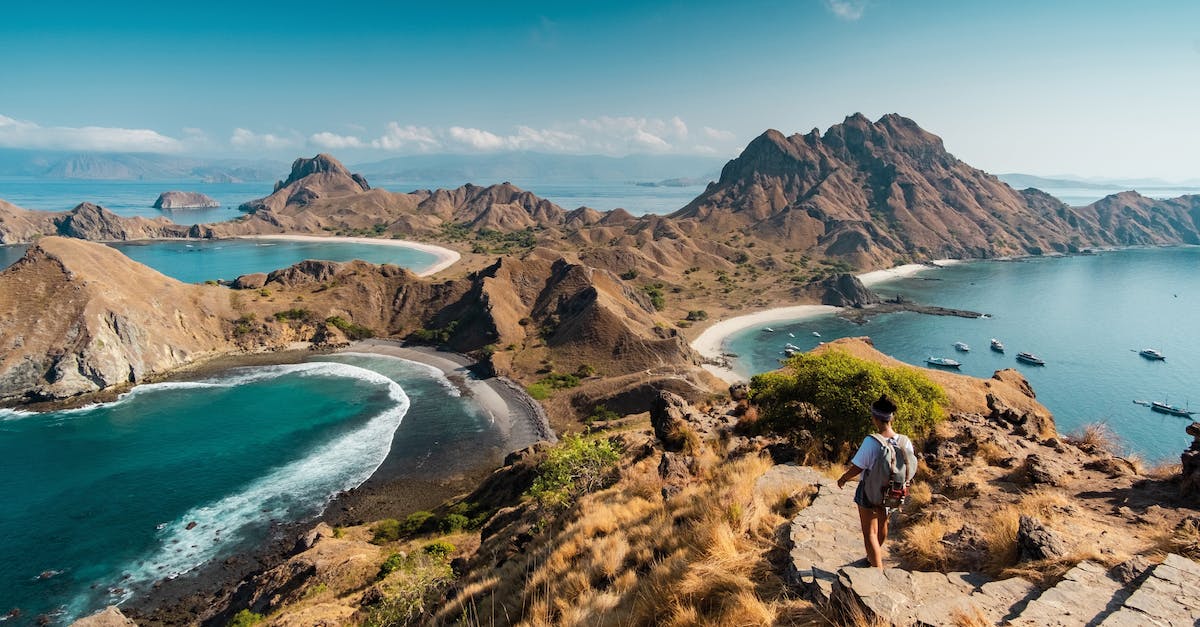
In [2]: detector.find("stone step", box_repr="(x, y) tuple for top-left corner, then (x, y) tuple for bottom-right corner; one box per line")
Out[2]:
(1098, 553), (1200, 627)
(1006, 560), (1127, 626)
(832, 566), (1039, 626)
(783, 466), (896, 603)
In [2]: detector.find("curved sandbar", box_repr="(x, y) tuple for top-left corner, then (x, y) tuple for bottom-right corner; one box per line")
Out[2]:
(691, 305), (839, 384)
(236, 234), (461, 277)
(692, 260), (963, 383)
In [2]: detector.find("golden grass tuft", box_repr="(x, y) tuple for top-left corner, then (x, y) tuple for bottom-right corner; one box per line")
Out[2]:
(975, 441), (1009, 466)
(906, 481), (933, 510)
(1067, 422), (1121, 455)
(1150, 517), (1200, 559)
(896, 517), (952, 571)
(949, 603), (991, 627)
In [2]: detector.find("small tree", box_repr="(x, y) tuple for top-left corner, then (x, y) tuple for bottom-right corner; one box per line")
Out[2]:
(749, 349), (947, 450)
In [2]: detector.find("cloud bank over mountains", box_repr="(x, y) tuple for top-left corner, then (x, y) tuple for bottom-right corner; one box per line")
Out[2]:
(0, 112), (738, 158)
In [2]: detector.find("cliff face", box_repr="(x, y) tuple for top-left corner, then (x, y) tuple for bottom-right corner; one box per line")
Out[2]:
(0, 237), (236, 402)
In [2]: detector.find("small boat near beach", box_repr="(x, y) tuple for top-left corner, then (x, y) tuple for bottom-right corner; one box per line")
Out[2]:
(1139, 348), (1165, 361)
(990, 338), (1004, 353)
(926, 356), (962, 369)
(762, 327), (774, 333)
(954, 342), (970, 352)
(812, 331), (821, 337)
(788, 332), (795, 338)
(1016, 352), (1045, 366)
(1150, 401), (1193, 417)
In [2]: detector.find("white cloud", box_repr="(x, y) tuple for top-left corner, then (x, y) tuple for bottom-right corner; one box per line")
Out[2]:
(703, 126), (737, 141)
(309, 131), (365, 149)
(370, 123), (441, 151)
(823, 0), (868, 20)
(0, 113), (183, 152)
(230, 128), (299, 150)
(328, 115), (737, 156)
(447, 126), (508, 151)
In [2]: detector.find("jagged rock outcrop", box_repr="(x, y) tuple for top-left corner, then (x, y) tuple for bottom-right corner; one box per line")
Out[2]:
(815, 272), (881, 307)
(0, 237), (236, 403)
(56, 202), (188, 241)
(69, 606), (136, 627)
(650, 390), (696, 451)
(153, 191), (220, 209)
(1182, 422), (1200, 497)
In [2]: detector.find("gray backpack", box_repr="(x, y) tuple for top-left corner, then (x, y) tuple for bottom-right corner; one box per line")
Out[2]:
(861, 434), (918, 509)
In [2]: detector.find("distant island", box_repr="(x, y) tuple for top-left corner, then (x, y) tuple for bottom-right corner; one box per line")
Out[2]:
(153, 191), (220, 209)
(634, 176), (709, 187)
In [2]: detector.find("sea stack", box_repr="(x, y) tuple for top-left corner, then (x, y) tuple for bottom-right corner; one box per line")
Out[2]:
(153, 191), (220, 209)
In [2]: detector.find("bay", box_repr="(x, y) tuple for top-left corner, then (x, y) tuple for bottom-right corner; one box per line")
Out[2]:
(0, 353), (500, 624)
(725, 248), (1200, 462)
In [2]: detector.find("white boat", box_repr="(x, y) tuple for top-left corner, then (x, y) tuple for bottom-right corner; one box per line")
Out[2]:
(990, 338), (1004, 353)
(788, 332), (795, 338)
(1016, 352), (1045, 366)
(812, 331), (821, 337)
(926, 356), (962, 369)
(1139, 348), (1165, 361)
(762, 327), (774, 333)
(954, 342), (970, 352)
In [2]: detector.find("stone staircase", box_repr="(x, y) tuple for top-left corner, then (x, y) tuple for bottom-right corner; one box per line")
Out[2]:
(781, 464), (1200, 626)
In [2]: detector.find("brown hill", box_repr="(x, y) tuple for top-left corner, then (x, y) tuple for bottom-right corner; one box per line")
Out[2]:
(238, 153), (371, 214)
(0, 201), (190, 244)
(0, 237), (236, 402)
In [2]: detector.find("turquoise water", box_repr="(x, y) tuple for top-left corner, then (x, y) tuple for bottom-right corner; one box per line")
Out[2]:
(0, 179), (261, 225)
(107, 239), (439, 283)
(725, 248), (1200, 462)
(0, 239), (439, 283)
(0, 353), (498, 624)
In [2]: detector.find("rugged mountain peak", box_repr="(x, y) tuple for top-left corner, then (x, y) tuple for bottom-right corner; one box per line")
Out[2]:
(275, 154), (369, 192)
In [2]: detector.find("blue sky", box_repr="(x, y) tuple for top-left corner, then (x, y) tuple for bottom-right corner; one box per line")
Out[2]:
(1, 0), (1198, 179)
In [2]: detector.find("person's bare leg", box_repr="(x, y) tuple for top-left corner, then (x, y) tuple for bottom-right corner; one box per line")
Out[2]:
(878, 512), (889, 546)
(857, 505), (883, 568)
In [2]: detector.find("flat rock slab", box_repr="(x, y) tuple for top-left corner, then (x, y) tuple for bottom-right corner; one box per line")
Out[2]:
(785, 466), (881, 602)
(833, 566), (1036, 626)
(1008, 560), (1124, 626)
(1100, 553), (1200, 627)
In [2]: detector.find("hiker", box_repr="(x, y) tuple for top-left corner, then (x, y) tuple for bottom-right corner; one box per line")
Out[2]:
(836, 395), (918, 568)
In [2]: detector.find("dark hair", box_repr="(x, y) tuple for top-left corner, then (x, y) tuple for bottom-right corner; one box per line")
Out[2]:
(871, 395), (898, 417)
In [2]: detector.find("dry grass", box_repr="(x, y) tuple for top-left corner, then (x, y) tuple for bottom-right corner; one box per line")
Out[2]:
(1067, 422), (1121, 455)
(1150, 516), (1200, 559)
(435, 451), (816, 626)
(975, 441), (1009, 466)
(948, 604), (991, 627)
(896, 517), (953, 571)
(906, 481), (933, 510)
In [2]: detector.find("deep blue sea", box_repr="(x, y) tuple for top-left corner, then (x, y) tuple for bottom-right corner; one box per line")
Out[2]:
(725, 247), (1200, 463)
(0, 353), (501, 624)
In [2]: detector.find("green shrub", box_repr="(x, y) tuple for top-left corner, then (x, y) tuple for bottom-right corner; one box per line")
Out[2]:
(685, 310), (709, 321)
(538, 372), (580, 389)
(399, 511), (434, 536)
(361, 551), (454, 627)
(620, 269), (639, 280)
(370, 519), (402, 544)
(586, 405), (620, 425)
(422, 540), (456, 561)
(526, 383), (551, 400)
(641, 285), (666, 311)
(749, 349), (947, 451)
(528, 433), (622, 507)
(228, 609), (265, 627)
(326, 316), (374, 340)
(273, 308), (313, 322)
(379, 552), (407, 579)
(439, 513), (469, 534)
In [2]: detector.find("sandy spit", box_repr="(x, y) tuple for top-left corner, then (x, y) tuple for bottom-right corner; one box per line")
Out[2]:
(236, 234), (461, 277)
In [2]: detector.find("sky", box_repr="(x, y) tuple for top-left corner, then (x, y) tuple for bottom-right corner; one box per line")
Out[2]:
(1, 0), (1198, 179)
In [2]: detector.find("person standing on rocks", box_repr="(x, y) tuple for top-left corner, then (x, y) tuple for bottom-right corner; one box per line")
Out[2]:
(836, 395), (917, 568)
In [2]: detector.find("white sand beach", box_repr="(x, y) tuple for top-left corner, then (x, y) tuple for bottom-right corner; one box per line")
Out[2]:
(856, 259), (962, 288)
(691, 305), (839, 383)
(237, 234), (461, 277)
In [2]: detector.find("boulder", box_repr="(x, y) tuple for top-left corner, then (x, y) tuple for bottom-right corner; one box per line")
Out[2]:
(728, 382), (749, 401)
(650, 390), (694, 452)
(1016, 515), (1068, 562)
(658, 451), (697, 498)
(818, 273), (881, 307)
(1022, 453), (1064, 486)
(153, 191), (220, 209)
(232, 273), (268, 290)
(69, 606), (136, 627)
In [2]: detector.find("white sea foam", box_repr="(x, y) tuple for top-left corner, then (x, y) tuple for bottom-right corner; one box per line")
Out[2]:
(93, 361), (410, 607)
(329, 352), (462, 397)
(0, 407), (34, 421)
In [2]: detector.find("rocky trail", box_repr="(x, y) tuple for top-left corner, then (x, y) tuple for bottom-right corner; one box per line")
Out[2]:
(777, 465), (1200, 626)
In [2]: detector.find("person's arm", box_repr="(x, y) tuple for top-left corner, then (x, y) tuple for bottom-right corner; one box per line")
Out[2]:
(836, 464), (862, 489)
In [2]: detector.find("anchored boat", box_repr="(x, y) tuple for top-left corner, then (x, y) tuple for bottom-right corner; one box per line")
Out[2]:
(1139, 348), (1165, 361)
(926, 356), (962, 369)
(1016, 352), (1045, 366)
(990, 338), (1005, 353)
